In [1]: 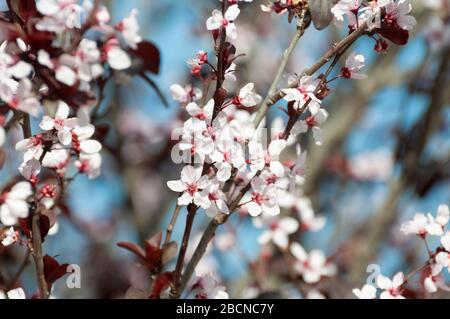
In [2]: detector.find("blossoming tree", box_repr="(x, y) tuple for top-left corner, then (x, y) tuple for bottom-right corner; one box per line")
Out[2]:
(1, 0), (449, 299)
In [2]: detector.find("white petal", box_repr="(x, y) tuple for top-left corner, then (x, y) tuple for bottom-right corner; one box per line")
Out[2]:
(6, 288), (25, 299)
(225, 5), (240, 21)
(290, 242), (307, 261)
(39, 116), (55, 131)
(107, 47), (131, 70)
(56, 65), (77, 86)
(56, 101), (70, 119)
(268, 139), (287, 156)
(80, 140), (102, 154)
(167, 180), (185, 192)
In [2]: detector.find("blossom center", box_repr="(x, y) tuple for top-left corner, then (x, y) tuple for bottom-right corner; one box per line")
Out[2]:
(306, 116), (317, 128)
(186, 183), (198, 196)
(252, 192), (264, 205)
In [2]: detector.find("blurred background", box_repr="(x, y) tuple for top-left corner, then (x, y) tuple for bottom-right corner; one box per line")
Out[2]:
(1, 0), (449, 298)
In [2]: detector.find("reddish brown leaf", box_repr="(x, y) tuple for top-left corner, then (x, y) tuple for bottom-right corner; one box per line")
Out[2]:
(149, 272), (173, 299)
(131, 41), (160, 74)
(117, 242), (146, 261)
(43, 255), (69, 286)
(378, 23), (409, 46)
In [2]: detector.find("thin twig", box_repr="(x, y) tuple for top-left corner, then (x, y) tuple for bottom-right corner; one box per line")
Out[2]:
(164, 204), (182, 245)
(253, 9), (308, 127)
(21, 114), (49, 299)
(170, 204), (197, 298)
(253, 19), (371, 126)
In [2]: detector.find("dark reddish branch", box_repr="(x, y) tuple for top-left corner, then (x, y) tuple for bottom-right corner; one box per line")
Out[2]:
(212, 0), (229, 120)
(21, 115), (50, 299)
(170, 204), (197, 298)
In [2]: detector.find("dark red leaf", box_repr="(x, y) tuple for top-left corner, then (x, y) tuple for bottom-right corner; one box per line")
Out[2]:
(17, 0), (39, 22)
(131, 41), (161, 74)
(43, 255), (69, 286)
(117, 242), (147, 261)
(147, 231), (162, 248)
(39, 214), (50, 241)
(377, 23), (409, 46)
(18, 217), (31, 238)
(143, 242), (162, 271)
(149, 272), (173, 299)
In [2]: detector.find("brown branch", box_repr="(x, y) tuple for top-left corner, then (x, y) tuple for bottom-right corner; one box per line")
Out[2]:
(170, 204), (197, 298)
(253, 9), (309, 127)
(164, 204), (182, 245)
(21, 114), (49, 299)
(253, 19), (371, 126)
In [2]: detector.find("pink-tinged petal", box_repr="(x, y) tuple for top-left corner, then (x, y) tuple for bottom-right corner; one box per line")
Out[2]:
(185, 102), (201, 116)
(107, 47), (131, 70)
(9, 61), (33, 79)
(206, 10), (223, 30)
(268, 139), (287, 156)
(5, 199), (29, 218)
(58, 130), (72, 146)
(6, 288), (25, 299)
(167, 180), (185, 193)
(376, 275), (392, 290)
(309, 250), (326, 268)
(215, 200), (229, 214)
(262, 202), (280, 216)
(80, 140), (102, 154)
(279, 217), (299, 234)
(424, 277), (437, 293)
(282, 88), (302, 102)
(225, 23), (237, 40)
(181, 165), (197, 184)
(15, 139), (32, 152)
(272, 230), (288, 249)
(177, 192), (192, 206)
(246, 202), (262, 217)
(441, 232), (450, 251)
(56, 65), (77, 86)
(224, 5), (240, 21)
(392, 272), (405, 288)
(216, 164), (231, 182)
(0, 205), (16, 226)
(37, 0), (60, 15)
(74, 125), (95, 140)
(290, 243), (307, 261)
(10, 182), (32, 199)
(194, 193), (211, 209)
(379, 291), (394, 299)
(40, 116), (55, 130)
(64, 117), (79, 128)
(55, 101), (70, 119)
(303, 270), (321, 284)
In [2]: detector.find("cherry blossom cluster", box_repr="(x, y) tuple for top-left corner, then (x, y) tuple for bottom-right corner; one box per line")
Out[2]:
(354, 204), (450, 299)
(162, 0), (394, 298)
(0, 0), (163, 299)
(0, 0), (151, 229)
(262, 0), (416, 53)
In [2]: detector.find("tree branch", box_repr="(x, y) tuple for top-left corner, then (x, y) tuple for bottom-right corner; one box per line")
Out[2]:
(21, 114), (49, 299)
(253, 9), (309, 127)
